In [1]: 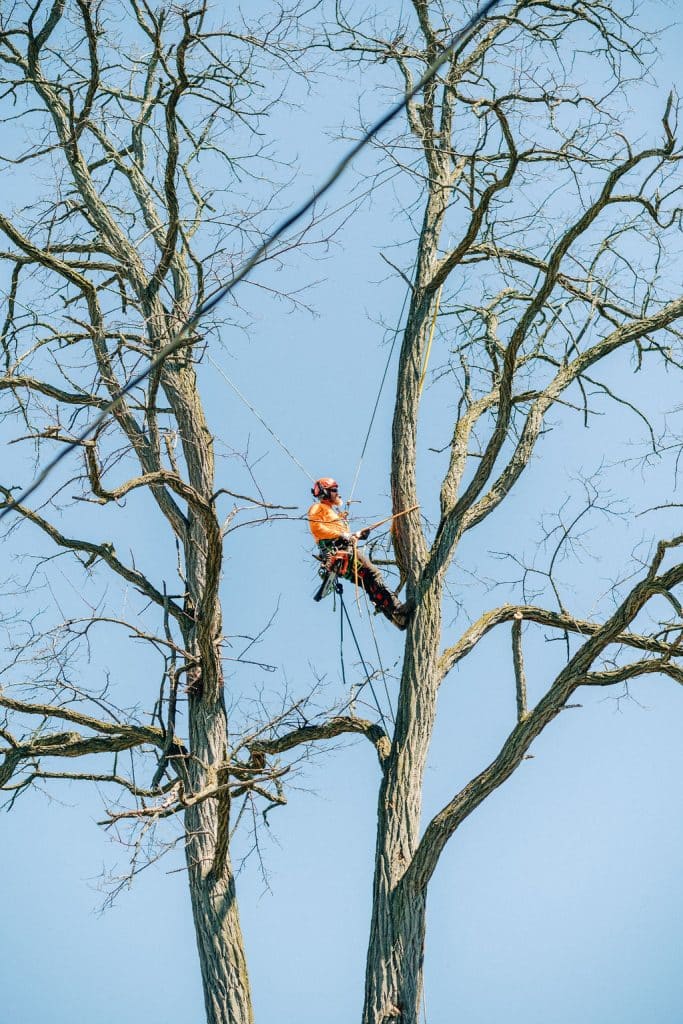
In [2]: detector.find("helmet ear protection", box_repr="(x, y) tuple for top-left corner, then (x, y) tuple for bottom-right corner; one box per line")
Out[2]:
(312, 477), (338, 500)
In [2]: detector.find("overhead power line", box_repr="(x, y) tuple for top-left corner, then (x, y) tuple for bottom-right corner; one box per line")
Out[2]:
(0, 0), (501, 520)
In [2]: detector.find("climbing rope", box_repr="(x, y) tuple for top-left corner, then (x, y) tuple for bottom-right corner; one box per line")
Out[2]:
(348, 251), (438, 507)
(339, 587), (347, 691)
(339, 590), (389, 733)
(322, 512), (419, 726)
(363, 587), (395, 723)
(348, 249), (419, 507)
(417, 284), (442, 399)
(207, 354), (314, 482)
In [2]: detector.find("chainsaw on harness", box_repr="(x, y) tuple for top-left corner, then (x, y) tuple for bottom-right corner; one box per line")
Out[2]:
(313, 542), (350, 602)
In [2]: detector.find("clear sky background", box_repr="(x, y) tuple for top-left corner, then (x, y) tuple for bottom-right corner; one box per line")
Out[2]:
(1, 3), (683, 1023)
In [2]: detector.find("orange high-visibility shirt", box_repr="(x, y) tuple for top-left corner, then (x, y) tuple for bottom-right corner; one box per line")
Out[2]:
(308, 501), (349, 543)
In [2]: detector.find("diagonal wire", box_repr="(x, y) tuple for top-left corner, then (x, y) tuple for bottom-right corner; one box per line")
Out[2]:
(0, 0), (501, 522)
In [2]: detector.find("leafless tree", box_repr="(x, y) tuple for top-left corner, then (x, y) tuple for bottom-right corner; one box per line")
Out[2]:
(2, 2), (683, 1024)
(0, 4), (332, 1023)
(327, 2), (683, 1022)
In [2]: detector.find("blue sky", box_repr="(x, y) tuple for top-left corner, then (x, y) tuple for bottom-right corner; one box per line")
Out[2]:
(1, 3), (683, 1022)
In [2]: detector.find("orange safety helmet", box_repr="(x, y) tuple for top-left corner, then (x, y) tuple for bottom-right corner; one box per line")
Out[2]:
(312, 477), (339, 500)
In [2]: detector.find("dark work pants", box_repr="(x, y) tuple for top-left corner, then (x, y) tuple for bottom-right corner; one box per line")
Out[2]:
(318, 540), (400, 619)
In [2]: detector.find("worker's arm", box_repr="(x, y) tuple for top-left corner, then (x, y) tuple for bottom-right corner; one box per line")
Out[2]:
(308, 503), (350, 542)
(315, 520), (350, 541)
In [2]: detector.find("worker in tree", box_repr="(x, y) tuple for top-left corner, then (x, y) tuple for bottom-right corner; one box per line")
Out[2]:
(308, 477), (412, 629)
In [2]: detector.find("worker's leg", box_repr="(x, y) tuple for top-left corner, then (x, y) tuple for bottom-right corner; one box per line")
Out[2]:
(316, 541), (411, 628)
(350, 550), (403, 620)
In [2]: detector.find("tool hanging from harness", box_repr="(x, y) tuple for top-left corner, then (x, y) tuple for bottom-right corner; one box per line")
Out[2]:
(313, 543), (350, 602)
(313, 567), (343, 602)
(324, 548), (351, 577)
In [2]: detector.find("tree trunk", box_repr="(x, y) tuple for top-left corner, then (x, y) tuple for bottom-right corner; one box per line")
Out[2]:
(363, 590), (442, 1024)
(185, 701), (254, 1024)
(364, 848), (428, 1024)
(161, 361), (254, 1023)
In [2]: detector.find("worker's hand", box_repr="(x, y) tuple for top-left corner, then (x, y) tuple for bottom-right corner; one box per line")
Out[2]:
(354, 527), (371, 541)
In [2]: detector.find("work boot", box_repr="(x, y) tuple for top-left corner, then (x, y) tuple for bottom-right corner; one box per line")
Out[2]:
(391, 601), (413, 631)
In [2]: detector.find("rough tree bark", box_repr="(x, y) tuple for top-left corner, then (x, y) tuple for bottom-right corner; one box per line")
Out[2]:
(2, 3), (683, 1023)
(0, 5), (317, 1022)
(167, 361), (253, 1024)
(332, 3), (683, 1021)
